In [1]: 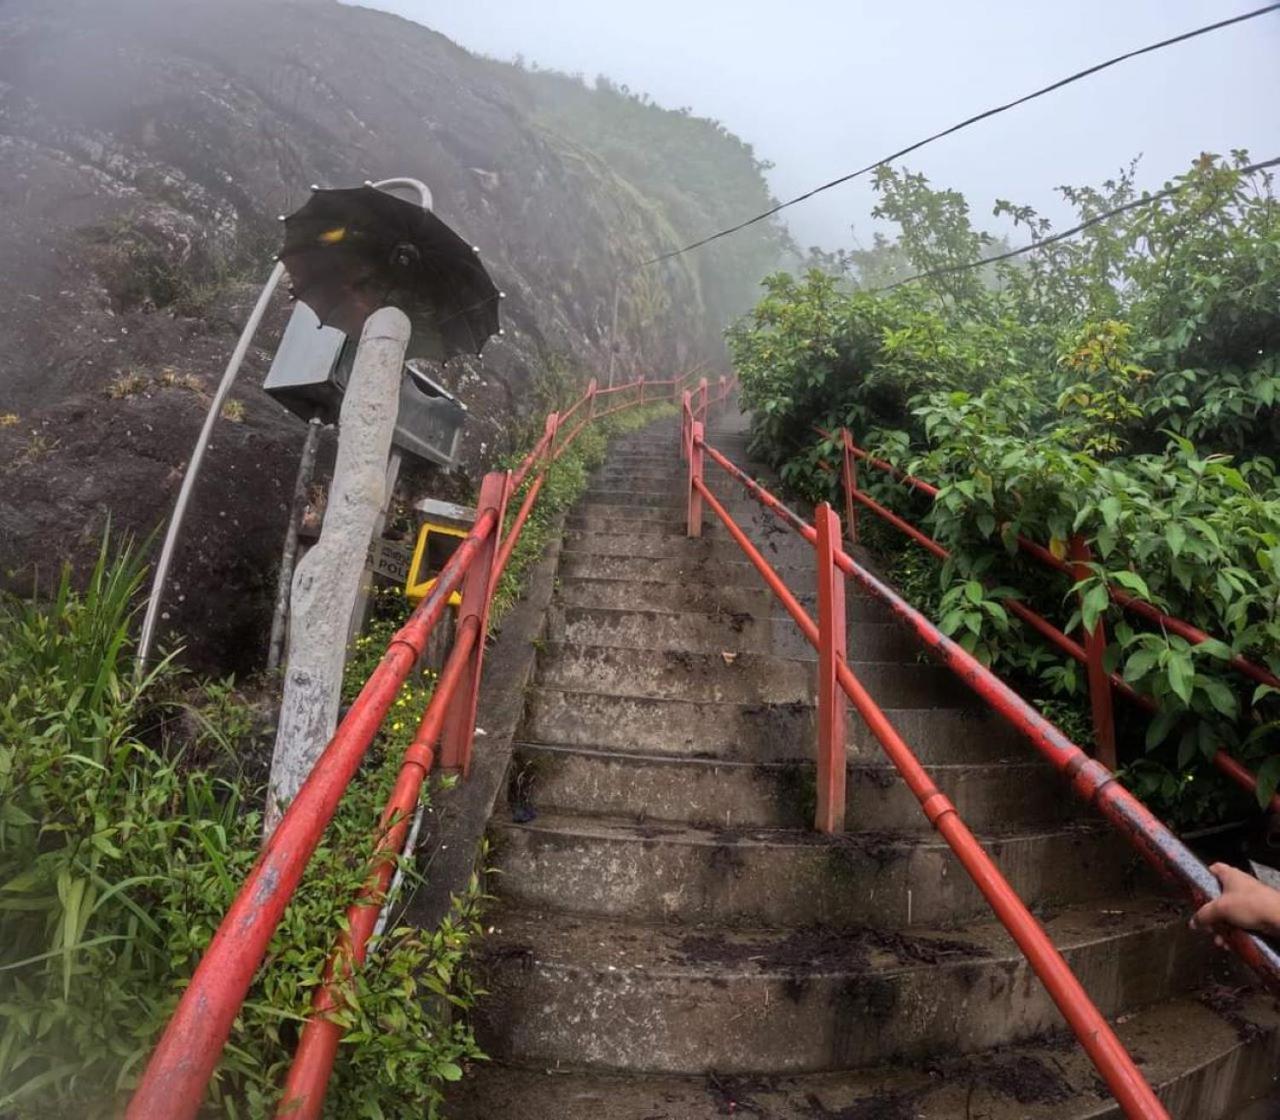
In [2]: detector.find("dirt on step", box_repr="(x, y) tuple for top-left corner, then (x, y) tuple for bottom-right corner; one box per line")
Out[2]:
(802, 1089), (922, 1120)
(675, 924), (988, 975)
(1200, 983), (1265, 1043)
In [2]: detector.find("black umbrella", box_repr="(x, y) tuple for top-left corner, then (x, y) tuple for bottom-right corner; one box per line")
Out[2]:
(279, 185), (502, 362)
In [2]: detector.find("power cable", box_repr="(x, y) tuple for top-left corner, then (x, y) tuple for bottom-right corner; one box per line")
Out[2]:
(875, 155), (1280, 292)
(638, 3), (1280, 268)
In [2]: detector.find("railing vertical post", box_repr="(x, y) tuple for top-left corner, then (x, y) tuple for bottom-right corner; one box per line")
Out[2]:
(1069, 534), (1117, 770)
(687, 420), (704, 538)
(542, 410), (559, 467)
(840, 429), (859, 545)
(681, 390), (692, 463)
(439, 470), (508, 776)
(717, 375), (727, 413)
(814, 502), (848, 833)
(586, 377), (598, 419)
(698, 377), (708, 421)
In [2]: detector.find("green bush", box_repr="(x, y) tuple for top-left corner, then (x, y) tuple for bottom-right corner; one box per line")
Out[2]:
(0, 535), (482, 1118)
(731, 153), (1280, 827)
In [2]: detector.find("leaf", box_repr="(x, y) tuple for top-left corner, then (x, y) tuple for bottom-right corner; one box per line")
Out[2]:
(1109, 570), (1151, 600)
(1166, 655), (1194, 706)
(1165, 522), (1186, 558)
(1145, 709), (1179, 750)
(1199, 677), (1238, 719)
(1081, 584), (1110, 633)
(1123, 649), (1158, 682)
(1256, 756), (1280, 810)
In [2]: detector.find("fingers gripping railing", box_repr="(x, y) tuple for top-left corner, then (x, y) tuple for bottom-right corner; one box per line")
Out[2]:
(826, 426), (1279, 812)
(697, 437), (1280, 1000)
(128, 368), (693, 1119)
(687, 445), (1168, 1117)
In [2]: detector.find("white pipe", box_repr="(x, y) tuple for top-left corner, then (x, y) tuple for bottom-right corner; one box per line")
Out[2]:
(136, 260), (286, 671)
(373, 799), (427, 940)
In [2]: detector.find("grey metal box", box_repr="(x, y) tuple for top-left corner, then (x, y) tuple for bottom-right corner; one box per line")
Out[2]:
(263, 303), (468, 468)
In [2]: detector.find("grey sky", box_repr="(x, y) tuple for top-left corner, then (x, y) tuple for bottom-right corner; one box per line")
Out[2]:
(349, 1), (1280, 251)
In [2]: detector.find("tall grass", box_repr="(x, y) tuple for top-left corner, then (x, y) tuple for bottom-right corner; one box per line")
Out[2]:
(0, 535), (482, 1118)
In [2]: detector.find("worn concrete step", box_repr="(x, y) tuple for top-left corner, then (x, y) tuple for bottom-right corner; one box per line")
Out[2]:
(565, 511), (814, 559)
(562, 529), (811, 564)
(597, 452), (684, 467)
(557, 551), (821, 594)
(447, 989), (1280, 1119)
(583, 488), (707, 508)
(523, 688), (1029, 764)
(554, 576), (893, 625)
(590, 466), (686, 482)
(509, 743), (1072, 832)
(487, 813), (1145, 927)
(546, 604), (916, 662)
(534, 643), (964, 709)
(472, 897), (1202, 1074)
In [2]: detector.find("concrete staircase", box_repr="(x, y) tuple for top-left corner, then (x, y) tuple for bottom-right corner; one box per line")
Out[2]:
(449, 411), (1280, 1119)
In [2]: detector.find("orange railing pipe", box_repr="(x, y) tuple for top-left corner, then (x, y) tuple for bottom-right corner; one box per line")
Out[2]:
(277, 614), (479, 1118)
(697, 433), (1280, 996)
(130, 368), (673, 1116)
(691, 475), (1168, 1117)
(126, 509), (497, 1120)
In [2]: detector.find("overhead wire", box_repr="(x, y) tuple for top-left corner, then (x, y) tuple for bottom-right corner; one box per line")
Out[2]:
(875, 155), (1280, 292)
(638, 3), (1280, 268)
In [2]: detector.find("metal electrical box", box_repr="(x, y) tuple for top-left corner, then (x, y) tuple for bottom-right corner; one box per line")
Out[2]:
(263, 303), (468, 468)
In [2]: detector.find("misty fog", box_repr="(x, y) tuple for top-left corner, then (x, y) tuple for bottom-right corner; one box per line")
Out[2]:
(350, 0), (1280, 250)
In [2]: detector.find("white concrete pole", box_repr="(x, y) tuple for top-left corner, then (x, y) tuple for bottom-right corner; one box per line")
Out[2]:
(265, 306), (411, 834)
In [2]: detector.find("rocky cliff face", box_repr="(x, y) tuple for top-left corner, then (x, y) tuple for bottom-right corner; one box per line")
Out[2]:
(0, 0), (782, 671)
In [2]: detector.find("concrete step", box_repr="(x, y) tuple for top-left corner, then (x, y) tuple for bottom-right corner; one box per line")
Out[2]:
(509, 743), (1073, 832)
(533, 643), (965, 709)
(557, 550), (820, 594)
(546, 604), (916, 661)
(565, 510), (814, 559)
(471, 897), (1203, 1074)
(487, 813), (1146, 927)
(554, 576), (893, 624)
(562, 529), (809, 563)
(447, 989), (1280, 1119)
(590, 465), (686, 481)
(522, 687), (1030, 764)
(583, 487), (702, 508)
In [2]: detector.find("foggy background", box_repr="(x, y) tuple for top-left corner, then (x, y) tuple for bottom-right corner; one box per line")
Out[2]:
(347, 0), (1280, 252)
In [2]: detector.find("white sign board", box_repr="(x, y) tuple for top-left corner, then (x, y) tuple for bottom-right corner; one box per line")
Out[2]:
(369, 538), (414, 583)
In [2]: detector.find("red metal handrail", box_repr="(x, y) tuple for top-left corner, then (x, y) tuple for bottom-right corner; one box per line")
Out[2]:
(128, 368), (684, 1119)
(126, 509), (497, 1118)
(696, 434), (1280, 999)
(824, 426), (1278, 811)
(685, 433), (1168, 1117)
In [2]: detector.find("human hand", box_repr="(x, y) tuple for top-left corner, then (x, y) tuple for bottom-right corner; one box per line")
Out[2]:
(1190, 862), (1280, 945)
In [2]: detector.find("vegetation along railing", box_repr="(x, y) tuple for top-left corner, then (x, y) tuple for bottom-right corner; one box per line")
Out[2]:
(126, 369), (731, 1120)
(679, 402), (1280, 1119)
(820, 424), (1280, 814)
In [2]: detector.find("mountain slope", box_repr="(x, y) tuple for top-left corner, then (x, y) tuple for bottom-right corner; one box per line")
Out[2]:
(0, 0), (783, 669)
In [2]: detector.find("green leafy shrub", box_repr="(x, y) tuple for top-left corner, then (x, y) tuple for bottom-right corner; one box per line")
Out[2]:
(731, 153), (1280, 827)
